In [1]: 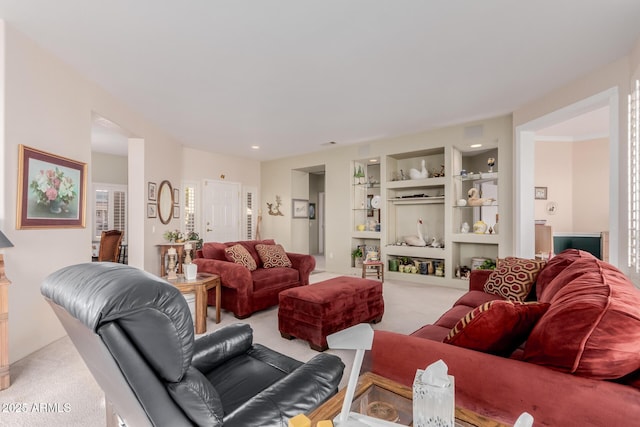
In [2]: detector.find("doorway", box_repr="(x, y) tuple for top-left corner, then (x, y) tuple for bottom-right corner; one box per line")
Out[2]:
(515, 88), (619, 264)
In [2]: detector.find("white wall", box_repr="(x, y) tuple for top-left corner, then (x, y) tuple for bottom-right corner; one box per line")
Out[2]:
(534, 139), (609, 233)
(573, 138), (609, 232)
(534, 141), (574, 231)
(514, 47), (636, 273)
(261, 115), (513, 273)
(91, 152), (128, 184)
(0, 22), (184, 362)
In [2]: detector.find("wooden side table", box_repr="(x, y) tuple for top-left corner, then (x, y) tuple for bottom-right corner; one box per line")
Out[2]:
(165, 273), (220, 334)
(362, 260), (384, 282)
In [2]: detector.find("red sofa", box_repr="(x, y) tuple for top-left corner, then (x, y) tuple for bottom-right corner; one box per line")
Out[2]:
(365, 250), (640, 426)
(194, 239), (315, 318)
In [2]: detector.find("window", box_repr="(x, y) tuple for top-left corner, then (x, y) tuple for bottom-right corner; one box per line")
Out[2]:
(243, 187), (258, 240)
(183, 181), (199, 234)
(93, 183), (127, 243)
(629, 79), (640, 272)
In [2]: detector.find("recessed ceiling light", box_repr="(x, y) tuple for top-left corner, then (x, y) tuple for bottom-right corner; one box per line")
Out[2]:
(369, 159), (378, 163)
(470, 143), (482, 148)
(251, 145), (260, 150)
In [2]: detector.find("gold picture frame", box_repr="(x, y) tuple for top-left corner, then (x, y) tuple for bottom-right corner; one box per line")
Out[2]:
(17, 145), (87, 229)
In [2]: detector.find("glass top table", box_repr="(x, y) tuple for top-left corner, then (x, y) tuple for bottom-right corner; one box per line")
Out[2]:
(308, 372), (509, 427)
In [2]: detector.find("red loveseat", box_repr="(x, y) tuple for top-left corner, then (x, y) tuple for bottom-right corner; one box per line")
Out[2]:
(365, 250), (640, 426)
(194, 239), (315, 318)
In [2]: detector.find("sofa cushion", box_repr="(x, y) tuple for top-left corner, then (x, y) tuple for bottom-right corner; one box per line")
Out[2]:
(256, 244), (292, 268)
(201, 242), (228, 261)
(225, 244), (257, 271)
(523, 258), (640, 379)
(483, 257), (546, 302)
(444, 300), (550, 356)
(252, 267), (299, 292)
(536, 249), (596, 302)
(453, 290), (505, 308)
(410, 324), (452, 342)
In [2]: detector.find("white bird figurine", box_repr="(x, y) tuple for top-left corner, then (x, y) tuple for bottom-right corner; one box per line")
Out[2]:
(404, 219), (427, 246)
(467, 188), (495, 207)
(409, 159), (428, 180)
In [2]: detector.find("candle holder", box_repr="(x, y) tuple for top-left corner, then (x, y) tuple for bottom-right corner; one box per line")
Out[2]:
(166, 252), (178, 279)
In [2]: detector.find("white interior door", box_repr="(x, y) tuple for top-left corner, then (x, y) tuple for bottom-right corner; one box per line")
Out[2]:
(203, 180), (241, 243)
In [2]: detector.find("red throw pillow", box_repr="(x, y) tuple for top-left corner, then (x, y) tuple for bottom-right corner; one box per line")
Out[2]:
(444, 300), (550, 356)
(224, 244), (257, 271)
(255, 244), (292, 268)
(483, 257), (546, 301)
(523, 258), (640, 380)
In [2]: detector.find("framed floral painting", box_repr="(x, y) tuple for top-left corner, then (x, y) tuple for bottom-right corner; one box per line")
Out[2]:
(17, 145), (87, 229)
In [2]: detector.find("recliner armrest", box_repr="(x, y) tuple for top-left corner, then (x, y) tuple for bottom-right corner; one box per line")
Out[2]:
(222, 353), (344, 427)
(192, 323), (253, 373)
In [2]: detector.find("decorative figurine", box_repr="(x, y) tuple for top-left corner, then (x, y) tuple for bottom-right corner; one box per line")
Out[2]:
(487, 157), (496, 173)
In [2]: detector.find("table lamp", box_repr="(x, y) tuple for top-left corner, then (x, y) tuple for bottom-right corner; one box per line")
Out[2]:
(0, 230), (14, 390)
(327, 323), (399, 427)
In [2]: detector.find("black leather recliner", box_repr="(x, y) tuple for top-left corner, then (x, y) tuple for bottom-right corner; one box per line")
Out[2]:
(41, 263), (344, 426)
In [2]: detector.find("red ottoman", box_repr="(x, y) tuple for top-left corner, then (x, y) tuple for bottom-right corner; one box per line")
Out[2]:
(278, 276), (384, 351)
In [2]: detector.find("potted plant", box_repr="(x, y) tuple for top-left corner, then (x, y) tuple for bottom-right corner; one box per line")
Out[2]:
(351, 246), (364, 268)
(186, 231), (203, 250)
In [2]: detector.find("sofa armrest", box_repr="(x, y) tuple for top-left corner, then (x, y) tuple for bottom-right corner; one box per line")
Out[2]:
(365, 330), (640, 426)
(469, 269), (492, 292)
(287, 252), (316, 285)
(192, 323), (253, 373)
(193, 258), (253, 291)
(222, 353), (344, 427)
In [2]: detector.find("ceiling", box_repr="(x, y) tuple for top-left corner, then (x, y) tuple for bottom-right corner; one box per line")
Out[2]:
(2, 1), (639, 161)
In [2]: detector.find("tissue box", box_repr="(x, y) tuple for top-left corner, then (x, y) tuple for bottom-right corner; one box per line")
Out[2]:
(413, 369), (455, 427)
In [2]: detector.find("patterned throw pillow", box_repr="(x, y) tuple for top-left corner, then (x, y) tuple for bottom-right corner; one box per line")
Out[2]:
(483, 257), (546, 301)
(224, 244), (257, 271)
(256, 244), (292, 268)
(444, 300), (550, 356)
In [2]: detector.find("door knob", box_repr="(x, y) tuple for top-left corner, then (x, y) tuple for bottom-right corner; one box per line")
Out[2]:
(206, 228), (213, 232)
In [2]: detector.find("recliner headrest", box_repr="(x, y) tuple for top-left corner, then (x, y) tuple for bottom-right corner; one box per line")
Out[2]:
(41, 263), (194, 382)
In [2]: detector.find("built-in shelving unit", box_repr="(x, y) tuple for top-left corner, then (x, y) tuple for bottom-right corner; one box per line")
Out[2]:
(349, 142), (504, 288)
(351, 160), (382, 267)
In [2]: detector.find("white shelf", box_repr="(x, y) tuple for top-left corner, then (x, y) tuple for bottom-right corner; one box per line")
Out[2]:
(389, 196), (445, 205)
(386, 177), (446, 189)
(451, 233), (499, 244)
(352, 231), (382, 239)
(385, 245), (446, 258)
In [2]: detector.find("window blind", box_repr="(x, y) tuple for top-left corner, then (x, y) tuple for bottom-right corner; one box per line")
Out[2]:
(629, 79), (640, 271)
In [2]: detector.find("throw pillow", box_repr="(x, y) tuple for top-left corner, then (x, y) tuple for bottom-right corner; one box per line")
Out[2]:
(444, 300), (550, 356)
(483, 257), (546, 301)
(256, 244), (292, 268)
(224, 244), (257, 271)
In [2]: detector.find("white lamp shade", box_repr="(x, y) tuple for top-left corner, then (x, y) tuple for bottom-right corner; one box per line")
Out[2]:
(327, 323), (374, 351)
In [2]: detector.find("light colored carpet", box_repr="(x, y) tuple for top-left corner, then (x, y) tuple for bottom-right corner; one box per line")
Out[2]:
(0, 271), (464, 426)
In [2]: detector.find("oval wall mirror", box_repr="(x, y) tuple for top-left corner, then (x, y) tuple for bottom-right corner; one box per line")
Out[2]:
(157, 180), (174, 225)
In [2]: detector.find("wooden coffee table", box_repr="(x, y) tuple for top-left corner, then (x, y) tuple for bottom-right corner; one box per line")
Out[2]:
(165, 273), (220, 334)
(308, 372), (508, 427)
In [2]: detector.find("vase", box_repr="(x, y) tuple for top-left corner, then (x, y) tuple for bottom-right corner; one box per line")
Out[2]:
(49, 199), (62, 214)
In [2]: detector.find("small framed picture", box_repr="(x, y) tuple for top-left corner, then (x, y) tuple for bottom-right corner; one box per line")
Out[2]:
(308, 202), (316, 220)
(173, 188), (179, 205)
(173, 205), (180, 219)
(535, 187), (548, 200)
(147, 203), (157, 218)
(148, 182), (157, 201)
(292, 199), (309, 218)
